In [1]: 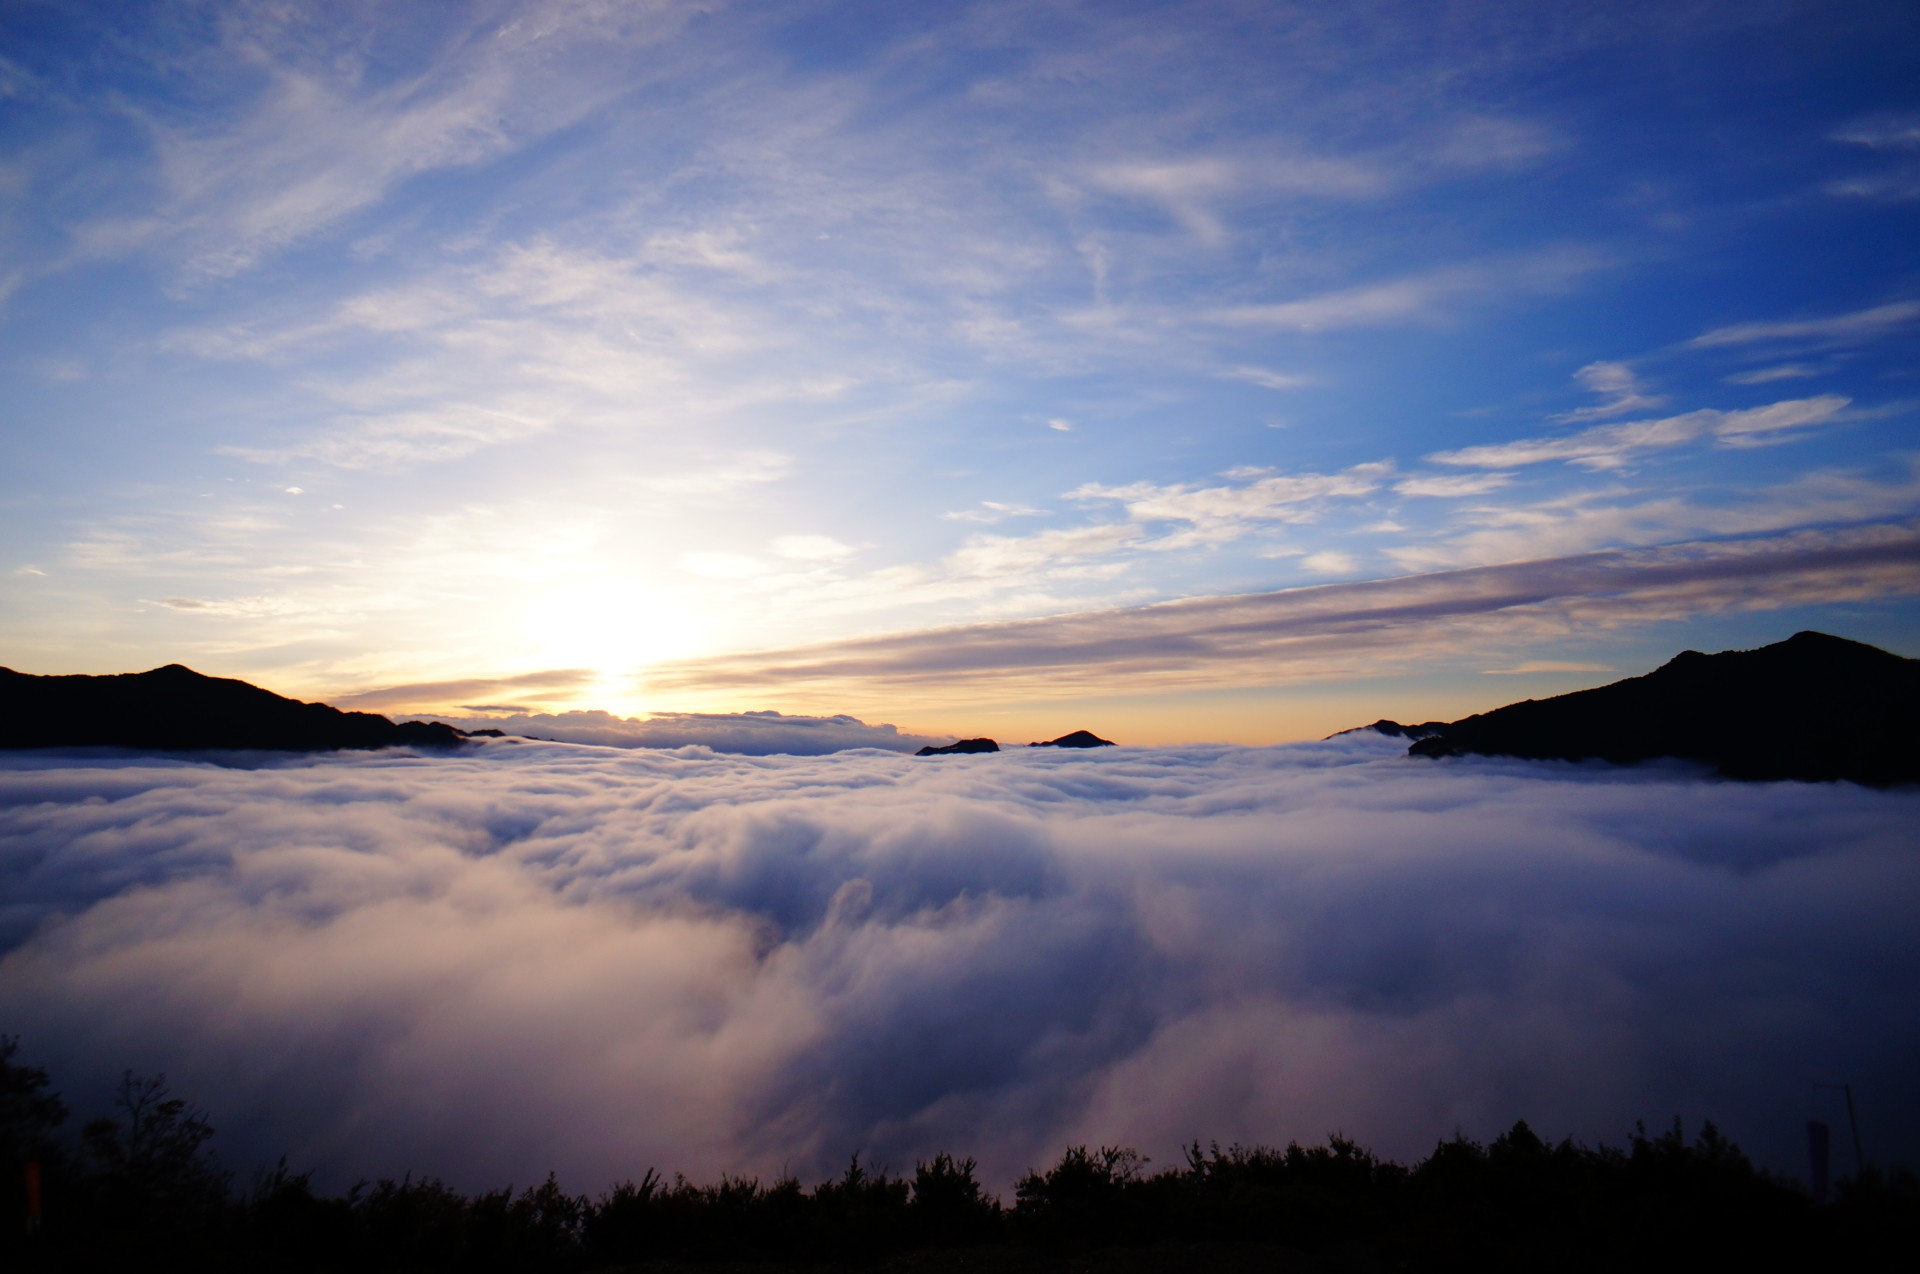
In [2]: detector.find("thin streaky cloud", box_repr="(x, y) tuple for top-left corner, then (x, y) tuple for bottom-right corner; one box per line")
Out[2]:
(1209, 267), (1482, 330)
(1552, 361), (1664, 423)
(1395, 473), (1514, 498)
(1387, 457), (1920, 573)
(1723, 364), (1818, 385)
(1207, 249), (1604, 331)
(66, 3), (712, 278)
(1226, 366), (1314, 390)
(1688, 301), (1920, 348)
(942, 501), (1048, 524)
(640, 521), (1920, 702)
(1070, 464), (1389, 527)
(1427, 395), (1850, 471)
(330, 669), (598, 713)
(1831, 112), (1920, 149)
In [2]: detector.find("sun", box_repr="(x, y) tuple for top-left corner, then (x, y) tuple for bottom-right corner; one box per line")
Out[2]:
(522, 579), (713, 715)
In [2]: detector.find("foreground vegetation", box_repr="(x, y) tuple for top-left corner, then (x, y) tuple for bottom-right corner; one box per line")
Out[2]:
(4, 1037), (1915, 1271)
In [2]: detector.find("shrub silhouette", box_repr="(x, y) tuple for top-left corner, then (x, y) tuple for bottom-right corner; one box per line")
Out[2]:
(910, 1152), (999, 1246)
(465, 1173), (586, 1272)
(241, 1158), (355, 1268)
(1012, 1144), (1150, 1244)
(580, 1168), (660, 1263)
(5, 1038), (1918, 1270)
(810, 1154), (909, 1258)
(354, 1174), (474, 1268)
(1179, 1134), (1403, 1246)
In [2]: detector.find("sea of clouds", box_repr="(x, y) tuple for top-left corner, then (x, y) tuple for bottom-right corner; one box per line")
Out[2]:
(411, 708), (950, 755)
(2, 735), (1916, 1195)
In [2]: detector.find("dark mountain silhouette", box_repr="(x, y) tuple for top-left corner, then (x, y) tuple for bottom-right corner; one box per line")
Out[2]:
(915, 738), (1000, 756)
(1403, 632), (1918, 786)
(0, 664), (467, 753)
(1029, 730), (1115, 748)
(1331, 718), (1448, 741)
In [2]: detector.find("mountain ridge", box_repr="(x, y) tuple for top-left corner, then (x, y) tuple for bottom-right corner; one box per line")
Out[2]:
(1376, 631), (1916, 786)
(0, 663), (467, 753)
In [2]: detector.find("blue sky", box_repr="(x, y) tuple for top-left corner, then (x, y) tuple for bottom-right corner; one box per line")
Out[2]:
(3, 0), (1917, 741)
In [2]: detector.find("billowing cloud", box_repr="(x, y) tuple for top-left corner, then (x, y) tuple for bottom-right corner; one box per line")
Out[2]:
(415, 708), (949, 755)
(2, 736), (1914, 1200)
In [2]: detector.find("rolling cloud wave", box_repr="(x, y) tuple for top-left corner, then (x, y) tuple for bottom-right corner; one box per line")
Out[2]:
(2, 737), (1915, 1193)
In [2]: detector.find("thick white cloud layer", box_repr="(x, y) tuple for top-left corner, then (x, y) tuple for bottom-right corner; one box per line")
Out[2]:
(2, 739), (1915, 1195)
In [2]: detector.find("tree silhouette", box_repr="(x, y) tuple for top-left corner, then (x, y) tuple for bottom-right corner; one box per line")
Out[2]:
(81, 1071), (229, 1234)
(1, 1037), (69, 1253)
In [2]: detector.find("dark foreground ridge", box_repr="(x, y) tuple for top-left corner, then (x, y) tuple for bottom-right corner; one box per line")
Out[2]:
(5, 1037), (1915, 1273)
(0, 663), (467, 753)
(916, 737), (1002, 756)
(1383, 632), (1917, 786)
(1030, 729), (1115, 748)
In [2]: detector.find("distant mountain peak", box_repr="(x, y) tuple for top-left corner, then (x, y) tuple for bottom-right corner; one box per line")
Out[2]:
(915, 737), (1001, 756)
(0, 664), (468, 755)
(1030, 729), (1115, 748)
(1398, 632), (1916, 786)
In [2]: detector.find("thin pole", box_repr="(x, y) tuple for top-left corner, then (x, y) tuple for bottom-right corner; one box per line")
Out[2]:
(1844, 1084), (1865, 1175)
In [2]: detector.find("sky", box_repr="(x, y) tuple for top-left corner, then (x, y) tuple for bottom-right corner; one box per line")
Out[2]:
(2, 0), (1918, 742)
(4, 737), (1915, 1192)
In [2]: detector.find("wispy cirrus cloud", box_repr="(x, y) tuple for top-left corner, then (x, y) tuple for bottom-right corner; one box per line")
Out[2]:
(1388, 457), (1920, 572)
(1069, 464), (1389, 528)
(640, 521), (1920, 704)
(879, 465), (1393, 606)
(1552, 361), (1664, 423)
(69, 2), (712, 278)
(1826, 111), (1920, 202)
(1224, 366), (1314, 391)
(330, 668), (597, 714)
(1688, 301), (1920, 349)
(942, 501), (1048, 525)
(1833, 113), (1920, 150)
(1428, 395), (1851, 471)
(1723, 364), (1818, 386)
(1394, 472), (1514, 498)
(1079, 149), (1389, 246)
(1206, 248), (1604, 331)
